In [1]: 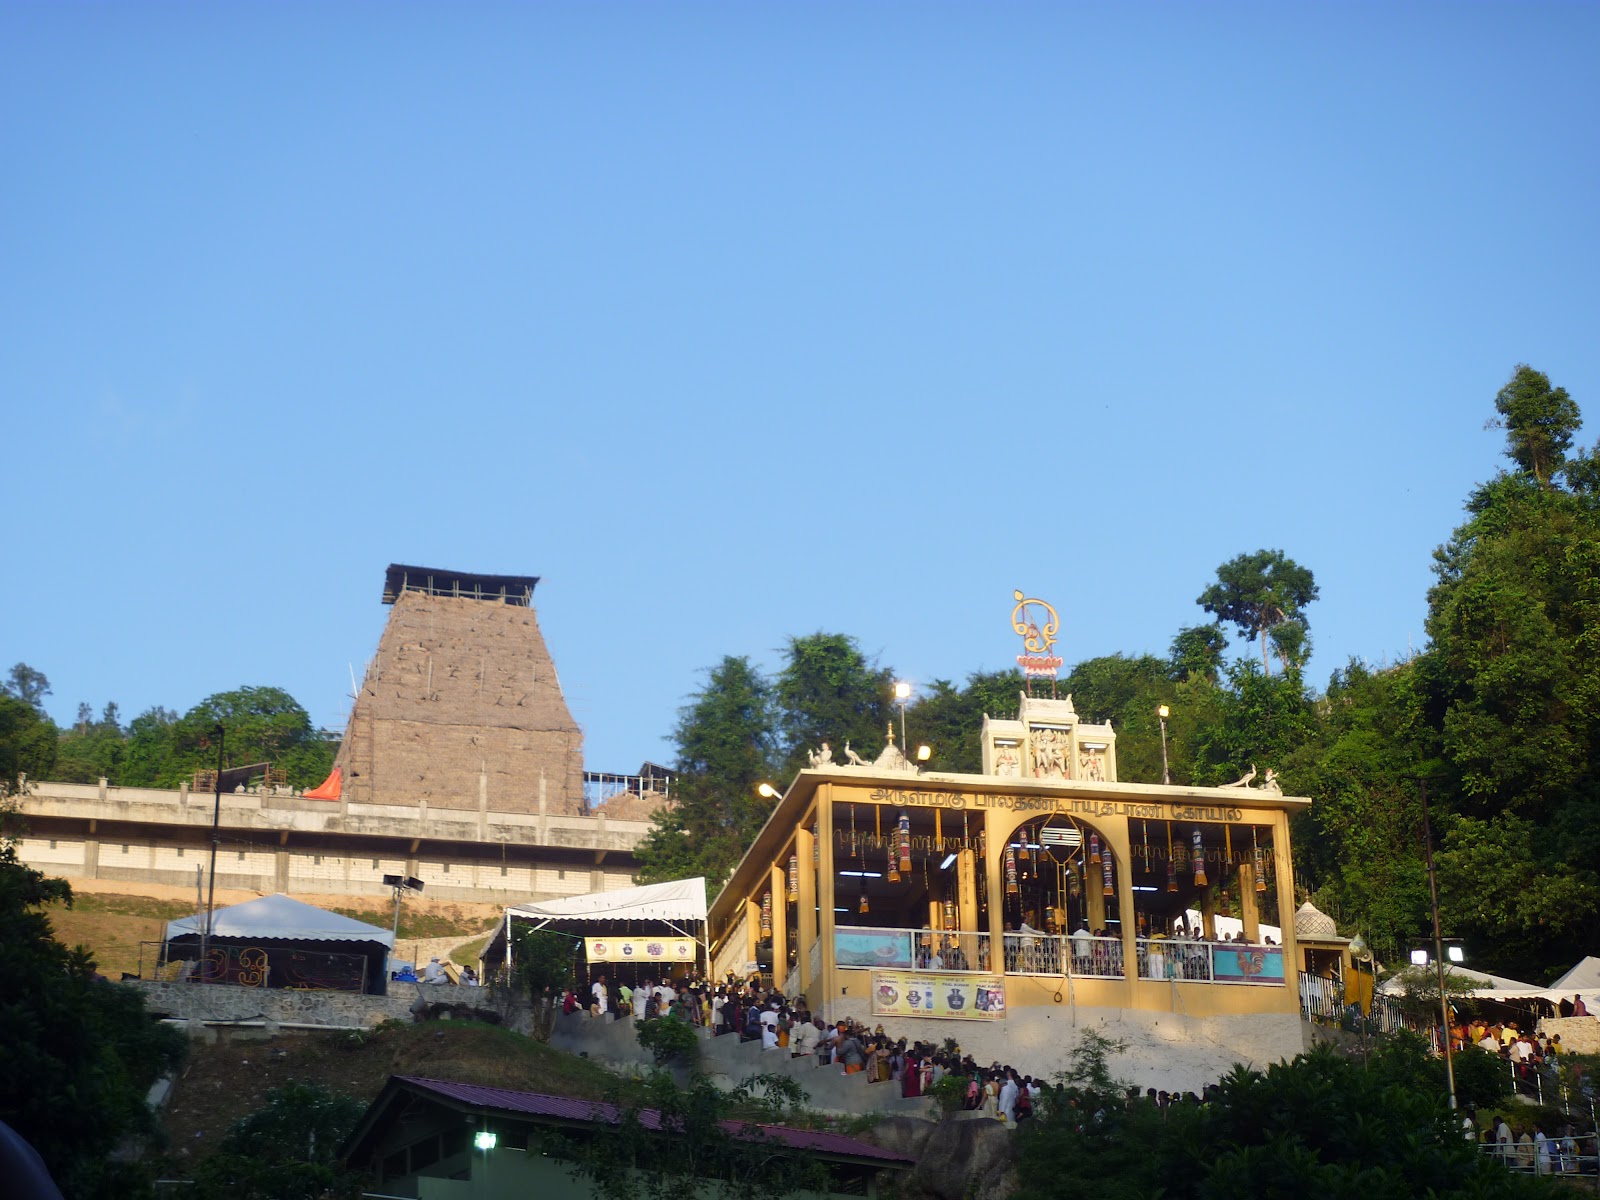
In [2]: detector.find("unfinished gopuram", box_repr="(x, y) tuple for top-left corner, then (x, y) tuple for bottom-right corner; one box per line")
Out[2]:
(334, 565), (586, 816)
(11, 565), (660, 905)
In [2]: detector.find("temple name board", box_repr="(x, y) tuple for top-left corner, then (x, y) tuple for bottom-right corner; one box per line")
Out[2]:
(865, 787), (1245, 823)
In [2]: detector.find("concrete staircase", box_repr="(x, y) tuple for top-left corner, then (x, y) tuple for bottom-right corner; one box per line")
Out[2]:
(548, 1013), (936, 1117)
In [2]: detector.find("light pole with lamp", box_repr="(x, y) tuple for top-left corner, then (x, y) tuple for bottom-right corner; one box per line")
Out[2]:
(199, 724), (224, 983)
(1420, 780), (1458, 1111)
(1349, 933), (1373, 1066)
(1157, 705), (1171, 785)
(893, 682), (912, 754)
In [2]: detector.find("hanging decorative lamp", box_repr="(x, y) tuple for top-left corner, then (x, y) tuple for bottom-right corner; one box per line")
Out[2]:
(1191, 828), (1207, 888)
(1005, 846), (1019, 895)
(1089, 832), (1102, 865)
(898, 812), (912, 874)
(858, 879), (870, 915)
(760, 890), (772, 939)
(1165, 823), (1179, 892)
(1101, 848), (1114, 897)
(1017, 826), (1030, 862)
(943, 897), (956, 930)
(1252, 828), (1267, 893)
(887, 845), (900, 885)
(787, 854), (799, 900)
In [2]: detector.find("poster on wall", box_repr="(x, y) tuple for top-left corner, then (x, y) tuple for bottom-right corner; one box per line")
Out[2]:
(870, 971), (1006, 1020)
(835, 929), (913, 969)
(1209, 944), (1286, 985)
(584, 937), (696, 964)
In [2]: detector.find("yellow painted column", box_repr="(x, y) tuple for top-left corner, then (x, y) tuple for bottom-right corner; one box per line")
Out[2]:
(1201, 888), (1217, 940)
(985, 813), (1006, 974)
(770, 863), (788, 991)
(1238, 860), (1260, 943)
(816, 786), (837, 1018)
(1273, 812), (1297, 961)
(797, 825), (816, 996)
(957, 849), (979, 933)
(744, 897), (760, 973)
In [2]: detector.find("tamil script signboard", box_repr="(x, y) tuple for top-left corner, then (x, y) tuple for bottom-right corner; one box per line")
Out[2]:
(871, 971), (1006, 1020)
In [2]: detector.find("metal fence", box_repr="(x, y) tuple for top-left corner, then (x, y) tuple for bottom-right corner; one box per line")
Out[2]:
(137, 941), (371, 992)
(1296, 971), (1413, 1033)
(1478, 1133), (1599, 1179)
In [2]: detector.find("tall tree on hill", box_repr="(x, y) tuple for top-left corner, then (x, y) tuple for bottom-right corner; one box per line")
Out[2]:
(904, 669), (1026, 774)
(1487, 362), (1581, 487)
(0, 694), (58, 793)
(635, 657), (777, 886)
(1, 662), (52, 713)
(1197, 550), (1319, 676)
(1168, 625), (1228, 683)
(1058, 654), (1176, 785)
(55, 701), (126, 784)
(773, 633), (893, 780)
(1419, 366), (1600, 974)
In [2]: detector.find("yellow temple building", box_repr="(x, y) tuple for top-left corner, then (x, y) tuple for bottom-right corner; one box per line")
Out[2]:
(707, 690), (1318, 1079)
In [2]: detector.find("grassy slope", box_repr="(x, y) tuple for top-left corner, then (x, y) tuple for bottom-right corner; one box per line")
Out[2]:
(161, 1021), (625, 1155)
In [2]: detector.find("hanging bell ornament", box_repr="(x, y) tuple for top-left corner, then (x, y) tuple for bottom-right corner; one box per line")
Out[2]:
(1089, 833), (1102, 865)
(1005, 846), (1019, 896)
(1191, 829), (1208, 888)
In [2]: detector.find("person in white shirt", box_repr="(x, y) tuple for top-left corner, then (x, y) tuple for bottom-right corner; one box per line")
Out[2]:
(791, 1019), (817, 1056)
(590, 974), (609, 1017)
(633, 978), (650, 1020)
(423, 956), (448, 985)
(759, 1003), (781, 1050)
(998, 1073), (1019, 1126)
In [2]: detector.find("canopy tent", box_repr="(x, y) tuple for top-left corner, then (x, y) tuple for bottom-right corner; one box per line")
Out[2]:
(489, 878), (709, 979)
(164, 893), (394, 994)
(1552, 956), (1600, 995)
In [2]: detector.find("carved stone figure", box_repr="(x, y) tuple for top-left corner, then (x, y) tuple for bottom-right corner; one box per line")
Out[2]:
(994, 745), (1021, 777)
(1259, 767), (1281, 794)
(1031, 728), (1067, 780)
(1220, 764), (1257, 789)
(842, 740), (869, 768)
(1077, 749), (1106, 782)
(807, 742), (834, 768)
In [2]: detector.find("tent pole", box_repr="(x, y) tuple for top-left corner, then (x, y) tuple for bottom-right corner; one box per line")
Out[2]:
(504, 910), (512, 980)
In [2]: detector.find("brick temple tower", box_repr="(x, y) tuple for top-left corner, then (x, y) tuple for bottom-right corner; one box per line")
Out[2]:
(333, 565), (585, 815)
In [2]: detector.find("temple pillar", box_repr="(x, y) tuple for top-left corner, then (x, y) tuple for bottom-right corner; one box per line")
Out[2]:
(796, 826), (816, 996)
(769, 863), (788, 991)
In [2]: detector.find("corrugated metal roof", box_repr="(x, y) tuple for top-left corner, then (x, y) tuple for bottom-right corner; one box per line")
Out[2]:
(394, 1076), (913, 1163)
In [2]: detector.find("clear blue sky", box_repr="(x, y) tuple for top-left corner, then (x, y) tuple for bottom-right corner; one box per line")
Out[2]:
(3, 2), (1596, 775)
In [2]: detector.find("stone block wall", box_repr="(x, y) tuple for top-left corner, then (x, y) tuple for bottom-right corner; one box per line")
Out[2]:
(336, 591), (585, 814)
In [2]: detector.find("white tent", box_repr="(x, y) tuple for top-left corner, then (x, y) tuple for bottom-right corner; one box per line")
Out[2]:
(1552, 956), (1600, 995)
(505, 877), (707, 926)
(497, 878), (709, 975)
(166, 893), (395, 946)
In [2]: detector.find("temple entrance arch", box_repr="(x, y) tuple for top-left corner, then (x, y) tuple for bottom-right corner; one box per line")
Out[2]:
(994, 813), (1122, 938)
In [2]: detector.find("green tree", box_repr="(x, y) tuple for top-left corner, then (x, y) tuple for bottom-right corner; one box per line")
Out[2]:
(774, 632), (893, 779)
(1, 662), (52, 711)
(1058, 654), (1176, 784)
(1169, 625), (1228, 683)
(635, 657), (776, 885)
(0, 833), (187, 1199)
(0, 693), (58, 792)
(1198, 550), (1320, 675)
(1190, 659), (1316, 787)
(188, 1081), (366, 1200)
(159, 686), (335, 789)
(904, 669), (1025, 774)
(55, 701), (126, 784)
(118, 705), (179, 786)
(550, 1070), (827, 1200)
(1488, 362), (1581, 487)
(513, 927), (579, 1038)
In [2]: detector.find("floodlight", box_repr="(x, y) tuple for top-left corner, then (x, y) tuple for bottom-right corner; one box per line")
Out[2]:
(894, 681), (912, 700)
(1158, 705), (1170, 719)
(916, 745), (931, 762)
(1447, 945), (1465, 963)
(474, 1131), (497, 1151)
(757, 782), (779, 799)
(1410, 949), (1429, 967)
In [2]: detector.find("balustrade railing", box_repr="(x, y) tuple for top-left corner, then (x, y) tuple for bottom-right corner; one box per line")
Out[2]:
(832, 927), (993, 974)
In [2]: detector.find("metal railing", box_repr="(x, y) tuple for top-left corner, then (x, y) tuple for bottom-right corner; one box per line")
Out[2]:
(833, 927), (993, 973)
(1004, 932), (1066, 976)
(1477, 1133), (1598, 1178)
(1136, 938), (1215, 982)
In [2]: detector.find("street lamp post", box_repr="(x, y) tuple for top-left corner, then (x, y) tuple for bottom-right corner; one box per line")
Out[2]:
(1420, 781), (1458, 1110)
(894, 682), (912, 754)
(1157, 705), (1171, 785)
(199, 723), (224, 983)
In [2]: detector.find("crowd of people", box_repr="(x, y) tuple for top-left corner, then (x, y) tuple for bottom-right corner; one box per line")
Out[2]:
(1469, 1110), (1594, 1176)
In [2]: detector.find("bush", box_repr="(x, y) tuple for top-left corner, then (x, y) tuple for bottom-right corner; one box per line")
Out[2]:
(636, 1014), (699, 1065)
(927, 1073), (969, 1115)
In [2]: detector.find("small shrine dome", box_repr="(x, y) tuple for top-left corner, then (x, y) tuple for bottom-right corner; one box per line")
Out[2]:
(1294, 900), (1339, 941)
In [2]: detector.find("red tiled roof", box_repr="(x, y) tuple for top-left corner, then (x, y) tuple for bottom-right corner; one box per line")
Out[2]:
(393, 1076), (914, 1164)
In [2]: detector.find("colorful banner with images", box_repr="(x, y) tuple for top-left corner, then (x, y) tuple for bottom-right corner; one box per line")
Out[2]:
(834, 929), (913, 969)
(1210, 944), (1286, 985)
(870, 971), (1006, 1021)
(584, 937), (696, 964)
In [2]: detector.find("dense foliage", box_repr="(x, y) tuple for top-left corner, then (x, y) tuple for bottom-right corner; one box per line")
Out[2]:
(0, 672), (336, 790)
(0, 826), (187, 1199)
(1014, 1032), (1551, 1200)
(186, 1081), (367, 1200)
